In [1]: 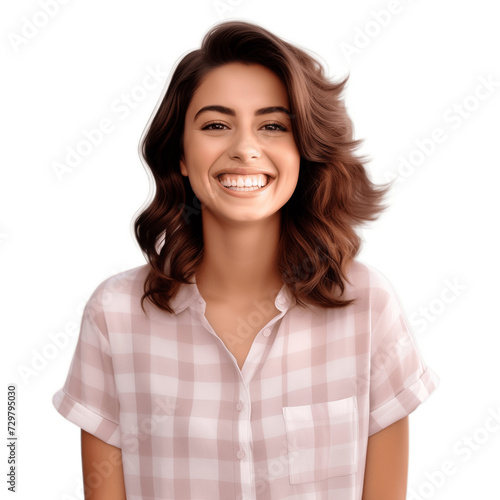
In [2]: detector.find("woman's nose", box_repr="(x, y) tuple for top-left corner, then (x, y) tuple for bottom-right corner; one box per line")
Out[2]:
(228, 131), (261, 162)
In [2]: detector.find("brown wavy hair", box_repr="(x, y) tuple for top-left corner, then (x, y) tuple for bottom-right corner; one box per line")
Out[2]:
(134, 20), (393, 314)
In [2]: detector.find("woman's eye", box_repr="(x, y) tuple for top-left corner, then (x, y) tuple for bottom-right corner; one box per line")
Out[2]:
(202, 122), (227, 131)
(262, 123), (287, 132)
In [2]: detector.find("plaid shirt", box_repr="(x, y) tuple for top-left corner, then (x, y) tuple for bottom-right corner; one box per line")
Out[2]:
(53, 260), (439, 500)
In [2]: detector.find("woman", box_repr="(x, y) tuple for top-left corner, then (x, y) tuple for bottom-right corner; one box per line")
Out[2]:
(53, 20), (439, 500)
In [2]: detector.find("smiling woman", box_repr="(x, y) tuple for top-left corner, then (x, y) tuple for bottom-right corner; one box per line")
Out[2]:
(136, 20), (393, 315)
(52, 19), (439, 500)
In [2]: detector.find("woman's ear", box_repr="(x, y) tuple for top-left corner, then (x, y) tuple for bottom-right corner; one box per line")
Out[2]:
(179, 158), (188, 177)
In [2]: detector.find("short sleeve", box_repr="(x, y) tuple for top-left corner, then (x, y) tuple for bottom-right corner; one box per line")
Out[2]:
(368, 274), (439, 436)
(52, 294), (121, 447)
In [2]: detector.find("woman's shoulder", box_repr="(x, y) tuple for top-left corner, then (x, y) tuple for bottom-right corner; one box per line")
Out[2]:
(343, 259), (399, 306)
(84, 264), (151, 318)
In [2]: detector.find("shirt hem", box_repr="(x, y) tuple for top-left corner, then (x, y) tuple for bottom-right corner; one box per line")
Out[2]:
(368, 367), (439, 436)
(52, 389), (121, 448)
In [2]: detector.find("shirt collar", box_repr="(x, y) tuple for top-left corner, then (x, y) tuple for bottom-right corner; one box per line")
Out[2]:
(168, 278), (296, 315)
(168, 280), (201, 314)
(274, 281), (296, 312)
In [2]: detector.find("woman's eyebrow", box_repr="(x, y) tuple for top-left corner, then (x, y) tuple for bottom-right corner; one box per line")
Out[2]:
(193, 105), (291, 121)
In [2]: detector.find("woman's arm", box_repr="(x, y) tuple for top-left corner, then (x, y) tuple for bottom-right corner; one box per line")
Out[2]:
(81, 429), (127, 500)
(361, 416), (409, 500)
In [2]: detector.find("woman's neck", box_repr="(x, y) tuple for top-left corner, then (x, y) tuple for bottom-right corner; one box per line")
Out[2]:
(195, 210), (284, 305)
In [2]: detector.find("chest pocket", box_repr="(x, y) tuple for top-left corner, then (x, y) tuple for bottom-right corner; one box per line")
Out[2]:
(282, 395), (359, 485)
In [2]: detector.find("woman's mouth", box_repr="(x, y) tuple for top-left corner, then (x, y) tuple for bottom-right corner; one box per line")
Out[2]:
(217, 173), (271, 191)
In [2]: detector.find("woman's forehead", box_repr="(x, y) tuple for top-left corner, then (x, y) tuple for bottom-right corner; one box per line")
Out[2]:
(187, 62), (290, 115)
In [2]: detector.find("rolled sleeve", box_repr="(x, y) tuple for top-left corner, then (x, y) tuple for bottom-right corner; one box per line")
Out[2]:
(368, 277), (439, 436)
(52, 296), (121, 447)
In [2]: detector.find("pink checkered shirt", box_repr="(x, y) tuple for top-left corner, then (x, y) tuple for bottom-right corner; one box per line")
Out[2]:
(53, 259), (439, 499)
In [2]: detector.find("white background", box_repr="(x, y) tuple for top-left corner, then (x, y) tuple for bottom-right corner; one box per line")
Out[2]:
(1, 0), (499, 498)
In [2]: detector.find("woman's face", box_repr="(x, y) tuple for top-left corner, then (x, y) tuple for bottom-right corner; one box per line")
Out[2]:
(180, 62), (301, 225)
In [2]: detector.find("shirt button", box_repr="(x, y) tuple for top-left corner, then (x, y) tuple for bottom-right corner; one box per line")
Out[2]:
(236, 449), (246, 460)
(277, 295), (286, 305)
(236, 401), (244, 411)
(262, 328), (271, 337)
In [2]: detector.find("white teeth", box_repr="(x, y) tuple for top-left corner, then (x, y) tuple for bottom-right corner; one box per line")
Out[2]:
(226, 186), (260, 191)
(218, 174), (269, 190)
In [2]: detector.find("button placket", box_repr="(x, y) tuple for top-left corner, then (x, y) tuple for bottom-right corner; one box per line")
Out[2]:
(235, 387), (253, 497)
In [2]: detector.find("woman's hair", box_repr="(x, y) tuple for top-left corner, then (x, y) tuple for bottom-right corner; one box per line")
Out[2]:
(134, 20), (393, 314)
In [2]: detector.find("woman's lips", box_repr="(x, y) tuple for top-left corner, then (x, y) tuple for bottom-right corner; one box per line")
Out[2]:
(218, 173), (269, 190)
